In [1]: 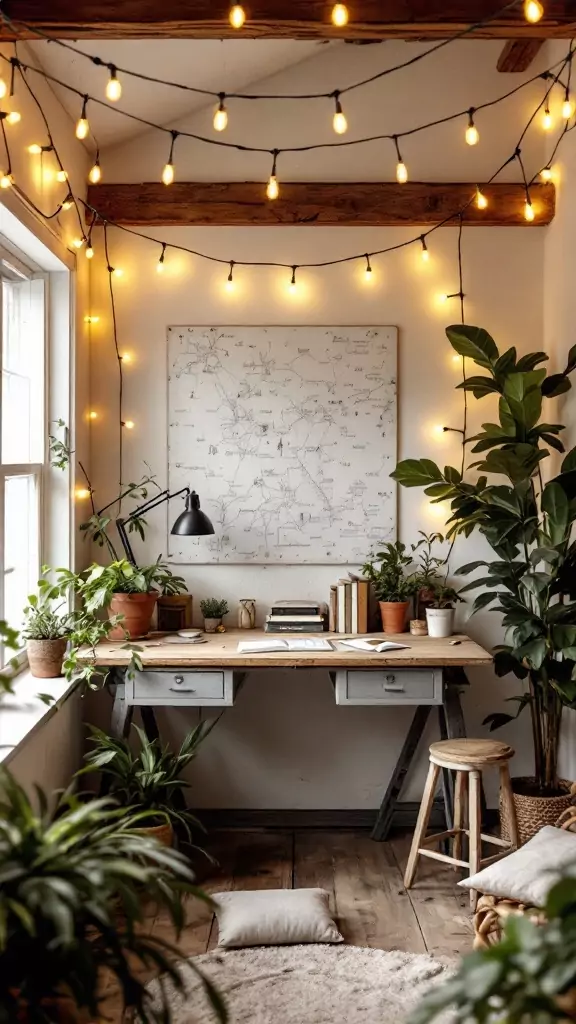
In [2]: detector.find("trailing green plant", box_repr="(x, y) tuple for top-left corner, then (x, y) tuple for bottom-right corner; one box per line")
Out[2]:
(411, 872), (576, 1024)
(392, 324), (576, 795)
(79, 722), (214, 848)
(361, 541), (418, 602)
(200, 598), (229, 619)
(80, 558), (187, 612)
(0, 770), (226, 1024)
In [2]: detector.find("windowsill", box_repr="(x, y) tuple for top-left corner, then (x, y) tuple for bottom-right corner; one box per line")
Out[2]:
(0, 670), (77, 765)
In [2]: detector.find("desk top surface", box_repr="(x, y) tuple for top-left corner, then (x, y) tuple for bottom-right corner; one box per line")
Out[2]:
(89, 630), (492, 668)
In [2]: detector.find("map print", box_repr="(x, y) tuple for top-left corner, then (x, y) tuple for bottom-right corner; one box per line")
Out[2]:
(167, 326), (397, 564)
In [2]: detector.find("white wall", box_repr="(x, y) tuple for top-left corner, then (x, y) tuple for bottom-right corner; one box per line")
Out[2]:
(87, 38), (557, 808)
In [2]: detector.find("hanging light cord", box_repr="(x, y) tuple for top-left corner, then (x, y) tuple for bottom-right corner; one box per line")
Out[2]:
(103, 222), (124, 497)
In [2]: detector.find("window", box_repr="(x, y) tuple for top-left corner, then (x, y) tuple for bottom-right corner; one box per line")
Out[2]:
(0, 249), (46, 668)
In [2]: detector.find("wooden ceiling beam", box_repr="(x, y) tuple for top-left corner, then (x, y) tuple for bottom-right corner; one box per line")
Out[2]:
(86, 181), (555, 227)
(497, 38), (545, 71)
(2, 0), (576, 39)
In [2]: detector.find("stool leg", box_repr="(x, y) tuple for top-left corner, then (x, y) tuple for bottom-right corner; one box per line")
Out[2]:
(468, 770), (482, 911)
(499, 762), (519, 850)
(452, 770), (466, 866)
(404, 761), (440, 889)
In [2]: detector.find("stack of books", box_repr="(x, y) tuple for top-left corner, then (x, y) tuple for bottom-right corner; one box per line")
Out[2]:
(328, 575), (370, 634)
(265, 600), (327, 633)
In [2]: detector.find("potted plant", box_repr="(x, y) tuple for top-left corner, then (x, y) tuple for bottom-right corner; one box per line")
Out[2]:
(392, 324), (576, 840)
(80, 558), (187, 640)
(21, 591), (72, 679)
(412, 531), (448, 618)
(425, 581), (463, 638)
(200, 597), (229, 633)
(0, 770), (225, 1023)
(79, 722), (213, 851)
(361, 541), (417, 633)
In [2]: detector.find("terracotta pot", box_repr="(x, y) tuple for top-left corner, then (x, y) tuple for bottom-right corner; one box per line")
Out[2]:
(500, 776), (574, 845)
(26, 638), (67, 678)
(379, 601), (410, 634)
(203, 617), (222, 634)
(133, 820), (174, 847)
(107, 592), (158, 640)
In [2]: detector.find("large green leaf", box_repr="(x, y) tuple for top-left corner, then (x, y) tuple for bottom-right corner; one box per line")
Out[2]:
(445, 325), (499, 368)
(390, 459), (443, 487)
(562, 446), (576, 473)
(541, 481), (569, 544)
(542, 373), (571, 398)
(502, 370), (545, 431)
(565, 343), (576, 374)
(456, 376), (501, 398)
(515, 351), (549, 372)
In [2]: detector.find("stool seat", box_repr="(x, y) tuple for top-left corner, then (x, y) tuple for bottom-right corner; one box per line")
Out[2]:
(429, 738), (514, 766)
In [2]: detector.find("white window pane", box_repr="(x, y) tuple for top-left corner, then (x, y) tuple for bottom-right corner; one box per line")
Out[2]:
(2, 278), (45, 464)
(3, 474), (39, 640)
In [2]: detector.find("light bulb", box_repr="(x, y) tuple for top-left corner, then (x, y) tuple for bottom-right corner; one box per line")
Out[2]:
(542, 107), (553, 131)
(540, 166), (553, 182)
(525, 200), (535, 222)
(120, 352), (132, 363)
(331, 3), (349, 26)
(266, 175), (279, 200)
(396, 161), (408, 184)
(112, 267), (123, 278)
(162, 162), (174, 186)
(524, 0), (544, 22)
(465, 120), (479, 146)
(0, 173), (12, 189)
(6, 111), (20, 125)
(229, 4), (246, 28)
(437, 293), (449, 305)
(85, 245), (94, 259)
(56, 169), (68, 182)
(333, 109), (347, 134)
(476, 188), (488, 210)
(213, 99), (228, 132)
(84, 314), (99, 323)
(0, 79), (6, 100)
(27, 143), (42, 154)
(73, 238), (85, 249)
(88, 410), (98, 420)
(123, 419), (135, 430)
(75, 488), (91, 500)
(157, 259), (165, 274)
(562, 96), (574, 119)
(76, 117), (89, 140)
(106, 71), (122, 102)
(288, 268), (298, 294)
(420, 238), (429, 262)
(88, 161), (101, 184)
(62, 199), (73, 211)
(225, 278), (235, 293)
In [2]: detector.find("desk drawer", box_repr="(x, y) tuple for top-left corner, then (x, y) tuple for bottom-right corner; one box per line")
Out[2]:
(335, 669), (442, 705)
(129, 670), (234, 706)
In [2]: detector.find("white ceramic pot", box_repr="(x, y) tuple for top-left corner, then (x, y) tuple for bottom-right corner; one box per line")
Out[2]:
(426, 607), (455, 638)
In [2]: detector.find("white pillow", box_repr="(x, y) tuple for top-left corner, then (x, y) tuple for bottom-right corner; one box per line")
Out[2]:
(459, 825), (576, 906)
(212, 888), (343, 948)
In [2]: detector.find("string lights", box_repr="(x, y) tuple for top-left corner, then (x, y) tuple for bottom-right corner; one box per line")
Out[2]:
(213, 94), (228, 132)
(562, 90), (574, 119)
(229, 5), (246, 29)
(475, 187), (488, 209)
(524, 0), (544, 22)
(156, 242), (167, 273)
(162, 131), (177, 185)
(364, 254), (373, 280)
(88, 152), (101, 183)
(5, 111), (20, 124)
(0, 77), (6, 100)
(540, 165), (553, 181)
(393, 136), (408, 183)
(75, 95), (89, 139)
(542, 102), (553, 130)
(465, 108), (479, 146)
(105, 65), (122, 102)
(420, 237), (430, 262)
(331, 4), (349, 27)
(289, 266), (298, 294)
(332, 92), (347, 135)
(225, 261), (235, 292)
(266, 150), (280, 200)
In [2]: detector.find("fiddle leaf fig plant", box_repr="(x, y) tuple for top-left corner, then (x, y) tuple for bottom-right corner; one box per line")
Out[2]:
(392, 325), (576, 795)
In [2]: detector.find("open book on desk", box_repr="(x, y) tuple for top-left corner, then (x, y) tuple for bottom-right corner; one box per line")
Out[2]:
(337, 637), (410, 653)
(237, 638), (335, 653)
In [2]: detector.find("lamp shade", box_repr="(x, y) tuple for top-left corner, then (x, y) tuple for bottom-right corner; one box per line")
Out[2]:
(170, 490), (214, 536)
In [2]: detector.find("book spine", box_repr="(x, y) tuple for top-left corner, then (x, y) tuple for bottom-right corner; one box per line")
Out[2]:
(350, 580), (358, 634)
(265, 622), (325, 633)
(267, 615), (324, 622)
(329, 586), (337, 633)
(357, 580), (369, 634)
(271, 608), (320, 616)
(344, 582), (352, 633)
(337, 583), (347, 633)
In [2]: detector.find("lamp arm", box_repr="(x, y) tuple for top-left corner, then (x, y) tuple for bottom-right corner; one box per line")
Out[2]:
(115, 487), (191, 566)
(116, 519), (138, 566)
(96, 486), (168, 519)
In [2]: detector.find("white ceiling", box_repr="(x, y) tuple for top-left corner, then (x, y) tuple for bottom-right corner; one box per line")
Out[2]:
(27, 39), (332, 148)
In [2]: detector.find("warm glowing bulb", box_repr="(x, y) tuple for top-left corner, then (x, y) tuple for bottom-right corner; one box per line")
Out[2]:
(333, 110), (348, 135)
(433, 424), (445, 438)
(162, 162), (174, 186)
(84, 315), (99, 323)
(541, 166), (553, 182)
(476, 188), (488, 210)
(465, 123), (479, 146)
(331, 3), (349, 26)
(437, 293), (449, 305)
(123, 420), (135, 430)
(88, 162), (101, 184)
(28, 143), (42, 155)
(88, 410), (98, 420)
(266, 175), (279, 200)
(85, 246), (94, 259)
(213, 104), (228, 132)
(62, 199), (73, 211)
(56, 169), (68, 182)
(73, 238), (85, 249)
(106, 74), (122, 102)
(121, 352), (132, 363)
(421, 248), (430, 263)
(562, 97), (574, 120)
(364, 268), (373, 282)
(0, 173), (12, 189)
(75, 488), (91, 500)
(542, 109), (553, 131)
(525, 200), (535, 222)
(524, 0), (544, 22)
(6, 111), (20, 125)
(225, 279), (235, 293)
(289, 282), (297, 294)
(157, 260), (165, 274)
(76, 117), (89, 140)
(396, 161), (408, 184)
(0, 79), (6, 100)
(229, 4), (246, 28)
(113, 267), (123, 278)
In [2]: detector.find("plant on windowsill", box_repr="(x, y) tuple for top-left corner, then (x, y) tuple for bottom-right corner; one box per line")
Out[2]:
(80, 558), (187, 640)
(392, 323), (576, 840)
(425, 582), (463, 638)
(78, 722), (215, 853)
(0, 770), (226, 1024)
(200, 598), (229, 634)
(361, 541), (418, 633)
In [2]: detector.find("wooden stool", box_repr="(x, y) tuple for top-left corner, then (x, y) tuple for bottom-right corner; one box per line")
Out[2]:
(404, 738), (519, 909)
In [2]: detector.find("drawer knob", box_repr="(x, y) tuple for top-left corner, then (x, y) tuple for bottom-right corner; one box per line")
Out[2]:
(386, 674), (396, 683)
(174, 675), (184, 684)
(384, 673), (405, 692)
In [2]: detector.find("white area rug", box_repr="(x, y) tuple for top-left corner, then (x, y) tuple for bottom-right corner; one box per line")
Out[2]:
(146, 944), (450, 1023)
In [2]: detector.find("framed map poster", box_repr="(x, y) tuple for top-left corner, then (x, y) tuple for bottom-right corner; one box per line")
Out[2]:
(167, 325), (397, 564)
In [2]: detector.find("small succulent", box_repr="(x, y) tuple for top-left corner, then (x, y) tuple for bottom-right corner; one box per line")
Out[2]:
(200, 598), (229, 619)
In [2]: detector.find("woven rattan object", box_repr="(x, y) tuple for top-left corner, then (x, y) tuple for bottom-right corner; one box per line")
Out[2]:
(500, 777), (574, 845)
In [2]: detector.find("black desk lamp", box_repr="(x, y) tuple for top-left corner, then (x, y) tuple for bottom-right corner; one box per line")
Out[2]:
(114, 487), (214, 565)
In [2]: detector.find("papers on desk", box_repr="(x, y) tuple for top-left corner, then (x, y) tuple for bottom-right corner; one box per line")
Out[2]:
(237, 638), (334, 653)
(337, 637), (411, 653)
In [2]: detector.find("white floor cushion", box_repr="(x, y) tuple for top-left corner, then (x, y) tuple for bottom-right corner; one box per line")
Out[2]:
(212, 888), (344, 948)
(459, 825), (576, 906)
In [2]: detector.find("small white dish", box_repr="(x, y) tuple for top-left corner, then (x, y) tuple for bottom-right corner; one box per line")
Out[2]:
(177, 629), (203, 639)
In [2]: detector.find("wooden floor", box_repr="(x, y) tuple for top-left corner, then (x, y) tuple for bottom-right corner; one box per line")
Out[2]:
(100, 829), (473, 1020)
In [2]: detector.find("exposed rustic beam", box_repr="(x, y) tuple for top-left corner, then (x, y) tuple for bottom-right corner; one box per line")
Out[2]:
(497, 38), (545, 70)
(3, 0), (576, 39)
(86, 181), (555, 227)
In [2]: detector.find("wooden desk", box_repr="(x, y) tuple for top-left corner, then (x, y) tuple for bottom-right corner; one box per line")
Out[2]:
(91, 630), (492, 841)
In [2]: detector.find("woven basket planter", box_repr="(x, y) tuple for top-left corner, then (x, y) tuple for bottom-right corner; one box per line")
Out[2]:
(500, 776), (574, 846)
(26, 638), (67, 678)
